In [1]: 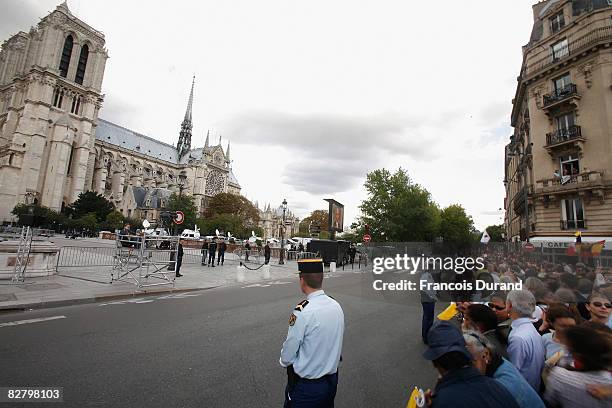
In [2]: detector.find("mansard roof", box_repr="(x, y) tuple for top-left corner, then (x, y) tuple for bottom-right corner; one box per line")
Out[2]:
(132, 186), (172, 209)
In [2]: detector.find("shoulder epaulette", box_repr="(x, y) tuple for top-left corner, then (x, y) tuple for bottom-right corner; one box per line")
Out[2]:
(294, 300), (309, 312)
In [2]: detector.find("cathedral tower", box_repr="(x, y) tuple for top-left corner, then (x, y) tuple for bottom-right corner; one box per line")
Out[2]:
(176, 77), (194, 158)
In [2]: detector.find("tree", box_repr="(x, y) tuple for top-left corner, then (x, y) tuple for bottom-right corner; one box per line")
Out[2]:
(11, 203), (64, 228)
(206, 193), (260, 224)
(166, 193), (197, 231)
(439, 204), (476, 254)
(485, 224), (505, 242)
(356, 168), (440, 242)
(104, 210), (125, 231)
(67, 191), (115, 222)
(72, 213), (99, 234)
(299, 210), (329, 235)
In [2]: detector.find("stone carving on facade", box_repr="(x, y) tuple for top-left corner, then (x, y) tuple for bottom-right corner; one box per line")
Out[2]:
(531, 86), (544, 109)
(578, 61), (594, 89)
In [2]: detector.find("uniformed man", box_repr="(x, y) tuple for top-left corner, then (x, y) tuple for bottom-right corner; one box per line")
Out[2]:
(280, 259), (345, 408)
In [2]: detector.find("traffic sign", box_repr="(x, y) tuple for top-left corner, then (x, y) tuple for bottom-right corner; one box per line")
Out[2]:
(174, 211), (185, 225)
(363, 234), (371, 243)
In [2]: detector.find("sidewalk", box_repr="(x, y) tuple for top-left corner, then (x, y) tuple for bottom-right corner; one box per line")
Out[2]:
(0, 259), (367, 311)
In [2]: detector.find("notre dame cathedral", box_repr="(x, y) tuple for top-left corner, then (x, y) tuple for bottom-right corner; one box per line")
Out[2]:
(0, 2), (240, 224)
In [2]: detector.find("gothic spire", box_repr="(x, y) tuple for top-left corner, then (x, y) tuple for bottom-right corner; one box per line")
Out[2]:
(218, 135), (222, 146)
(177, 76), (195, 158)
(225, 141), (230, 161)
(205, 130), (209, 148)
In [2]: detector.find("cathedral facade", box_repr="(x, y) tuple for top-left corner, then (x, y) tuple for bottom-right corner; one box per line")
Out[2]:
(0, 2), (240, 224)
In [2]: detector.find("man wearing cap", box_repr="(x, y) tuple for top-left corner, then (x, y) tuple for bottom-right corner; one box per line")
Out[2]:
(422, 321), (520, 408)
(280, 259), (344, 407)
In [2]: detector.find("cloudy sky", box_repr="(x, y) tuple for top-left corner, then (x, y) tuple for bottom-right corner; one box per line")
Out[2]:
(2, 0), (539, 230)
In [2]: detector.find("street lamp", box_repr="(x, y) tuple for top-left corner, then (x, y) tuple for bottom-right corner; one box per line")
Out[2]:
(279, 198), (287, 265)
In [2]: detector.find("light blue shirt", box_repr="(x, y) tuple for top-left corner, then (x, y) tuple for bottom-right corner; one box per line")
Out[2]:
(280, 290), (344, 379)
(507, 317), (545, 391)
(493, 359), (545, 408)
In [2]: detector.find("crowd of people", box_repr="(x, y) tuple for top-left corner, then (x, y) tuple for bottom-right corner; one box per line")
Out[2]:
(420, 250), (612, 407)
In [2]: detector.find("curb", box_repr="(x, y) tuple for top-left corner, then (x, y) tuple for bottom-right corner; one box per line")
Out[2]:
(0, 286), (218, 313)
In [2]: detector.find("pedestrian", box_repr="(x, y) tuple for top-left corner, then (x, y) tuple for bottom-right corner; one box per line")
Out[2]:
(244, 241), (251, 262)
(420, 269), (437, 344)
(298, 242), (304, 253)
(201, 239), (209, 266)
(208, 238), (217, 267)
(280, 259), (344, 408)
(506, 289), (546, 391)
(119, 223), (132, 248)
(422, 321), (520, 408)
(586, 292), (611, 325)
(462, 303), (509, 359)
(264, 242), (271, 265)
(463, 330), (545, 408)
(175, 240), (184, 278)
(217, 238), (226, 266)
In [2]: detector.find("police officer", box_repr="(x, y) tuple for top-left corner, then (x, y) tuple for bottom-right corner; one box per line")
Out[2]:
(280, 259), (345, 408)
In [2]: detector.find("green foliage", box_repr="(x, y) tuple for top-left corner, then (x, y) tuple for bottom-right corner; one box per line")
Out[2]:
(485, 224), (505, 242)
(357, 168), (440, 242)
(206, 193), (260, 223)
(104, 211), (125, 231)
(67, 191), (115, 222)
(71, 213), (99, 232)
(299, 210), (329, 235)
(439, 204), (476, 253)
(166, 193), (198, 231)
(11, 203), (65, 228)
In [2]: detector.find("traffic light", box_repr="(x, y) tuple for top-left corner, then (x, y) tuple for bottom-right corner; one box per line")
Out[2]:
(365, 224), (370, 235)
(575, 230), (582, 244)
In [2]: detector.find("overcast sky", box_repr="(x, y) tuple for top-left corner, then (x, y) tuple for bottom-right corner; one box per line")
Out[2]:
(2, 0), (539, 230)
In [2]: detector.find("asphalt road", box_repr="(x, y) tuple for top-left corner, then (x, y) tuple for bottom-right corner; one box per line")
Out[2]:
(0, 271), (437, 408)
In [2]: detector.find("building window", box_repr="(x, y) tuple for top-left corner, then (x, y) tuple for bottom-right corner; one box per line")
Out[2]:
(555, 111), (575, 136)
(551, 39), (569, 61)
(59, 35), (74, 78)
(559, 154), (579, 176)
(550, 12), (565, 34)
(52, 87), (64, 109)
(561, 198), (585, 229)
(553, 73), (571, 94)
(75, 44), (89, 85)
(66, 142), (76, 175)
(70, 94), (81, 115)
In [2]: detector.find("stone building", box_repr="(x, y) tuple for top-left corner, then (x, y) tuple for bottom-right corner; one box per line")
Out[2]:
(256, 202), (300, 240)
(0, 2), (240, 224)
(504, 0), (612, 243)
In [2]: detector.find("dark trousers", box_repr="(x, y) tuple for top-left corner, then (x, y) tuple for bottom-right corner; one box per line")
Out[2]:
(421, 302), (435, 343)
(175, 260), (182, 276)
(265, 254), (270, 264)
(208, 252), (215, 266)
(217, 251), (225, 265)
(284, 373), (338, 408)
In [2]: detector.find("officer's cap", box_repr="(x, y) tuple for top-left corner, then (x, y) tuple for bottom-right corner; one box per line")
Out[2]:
(297, 258), (323, 274)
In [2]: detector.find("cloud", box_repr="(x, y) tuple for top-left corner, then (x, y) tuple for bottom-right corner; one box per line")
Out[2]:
(218, 110), (440, 194)
(0, 0), (56, 41)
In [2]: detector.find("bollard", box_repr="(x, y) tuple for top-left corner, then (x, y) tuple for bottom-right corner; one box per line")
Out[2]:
(262, 264), (271, 280)
(330, 261), (336, 274)
(237, 262), (245, 282)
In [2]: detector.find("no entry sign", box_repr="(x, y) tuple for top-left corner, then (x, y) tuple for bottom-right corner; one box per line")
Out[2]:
(363, 234), (371, 243)
(174, 211), (185, 225)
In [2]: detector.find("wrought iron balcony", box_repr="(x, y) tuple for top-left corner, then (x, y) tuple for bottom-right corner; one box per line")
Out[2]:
(560, 219), (586, 230)
(536, 171), (605, 200)
(545, 125), (582, 146)
(543, 84), (579, 108)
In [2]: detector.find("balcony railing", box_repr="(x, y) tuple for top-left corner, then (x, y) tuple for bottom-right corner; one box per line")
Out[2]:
(525, 25), (612, 77)
(546, 125), (582, 146)
(542, 83), (578, 107)
(560, 219), (586, 230)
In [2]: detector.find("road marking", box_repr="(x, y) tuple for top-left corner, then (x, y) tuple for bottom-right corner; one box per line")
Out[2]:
(0, 315), (66, 328)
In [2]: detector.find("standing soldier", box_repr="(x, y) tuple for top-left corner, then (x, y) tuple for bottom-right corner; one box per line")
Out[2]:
(208, 238), (217, 267)
(175, 240), (184, 278)
(217, 238), (227, 266)
(280, 259), (345, 407)
(264, 242), (271, 264)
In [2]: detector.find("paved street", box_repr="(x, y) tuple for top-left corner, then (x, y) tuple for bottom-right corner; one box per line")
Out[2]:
(0, 270), (437, 408)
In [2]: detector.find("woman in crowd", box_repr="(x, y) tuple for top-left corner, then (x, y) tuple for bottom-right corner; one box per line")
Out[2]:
(541, 304), (577, 359)
(544, 325), (612, 407)
(586, 292), (612, 326)
(463, 330), (545, 408)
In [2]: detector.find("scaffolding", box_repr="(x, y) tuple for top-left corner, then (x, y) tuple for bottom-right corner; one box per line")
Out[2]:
(11, 226), (33, 283)
(111, 233), (178, 290)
